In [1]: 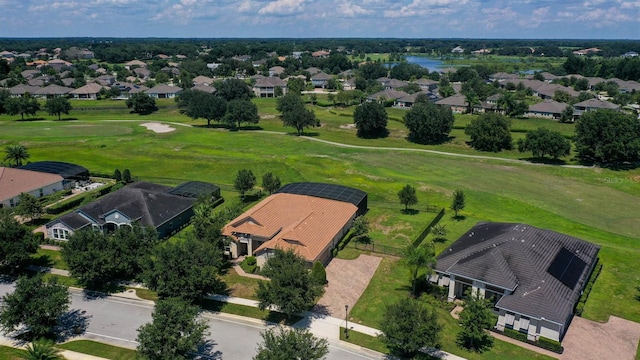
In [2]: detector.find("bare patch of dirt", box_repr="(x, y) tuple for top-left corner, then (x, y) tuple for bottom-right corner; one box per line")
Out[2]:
(561, 316), (640, 360)
(339, 123), (356, 129)
(313, 255), (382, 316)
(371, 217), (411, 236)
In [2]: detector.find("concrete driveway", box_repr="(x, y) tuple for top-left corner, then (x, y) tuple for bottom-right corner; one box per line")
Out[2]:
(314, 255), (382, 317)
(561, 316), (640, 360)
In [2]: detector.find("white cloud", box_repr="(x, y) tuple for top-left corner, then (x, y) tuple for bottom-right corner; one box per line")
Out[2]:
(258, 0), (306, 15)
(384, 0), (468, 18)
(337, 1), (373, 17)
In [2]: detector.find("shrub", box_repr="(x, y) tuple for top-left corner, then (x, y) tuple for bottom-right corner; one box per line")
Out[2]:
(245, 256), (257, 266)
(33, 232), (45, 243)
(537, 337), (563, 354)
(46, 195), (85, 214)
(575, 302), (585, 316)
(240, 257), (257, 274)
(311, 261), (327, 285)
(503, 328), (528, 342)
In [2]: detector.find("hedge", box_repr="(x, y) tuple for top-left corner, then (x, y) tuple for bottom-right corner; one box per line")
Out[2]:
(46, 183), (117, 215)
(503, 328), (528, 342)
(496, 329), (564, 354)
(537, 337), (563, 353)
(46, 195), (86, 215)
(575, 260), (603, 316)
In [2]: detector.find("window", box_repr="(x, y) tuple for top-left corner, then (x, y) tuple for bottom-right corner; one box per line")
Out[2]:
(520, 316), (530, 331)
(505, 313), (515, 327)
(39, 188), (44, 197)
(52, 228), (70, 240)
(9, 199), (14, 207)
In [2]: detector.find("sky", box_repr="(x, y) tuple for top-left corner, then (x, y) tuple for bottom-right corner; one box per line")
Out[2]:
(0, 0), (638, 39)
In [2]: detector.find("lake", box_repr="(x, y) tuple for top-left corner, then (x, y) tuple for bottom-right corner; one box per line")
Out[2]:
(404, 56), (445, 72)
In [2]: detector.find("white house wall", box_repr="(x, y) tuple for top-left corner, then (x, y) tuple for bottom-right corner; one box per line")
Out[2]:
(1, 180), (64, 208)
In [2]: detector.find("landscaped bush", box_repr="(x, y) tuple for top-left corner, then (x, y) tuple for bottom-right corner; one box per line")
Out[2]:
(245, 256), (256, 266)
(537, 337), (563, 354)
(46, 195), (85, 214)
(575, 302), (585, 316)
(240, 256), (257, 274)
(575, 261), (603, 316)
(311, 261), (327, 285)
(33, 232), (45, 243)
(503, 327), (528, 342)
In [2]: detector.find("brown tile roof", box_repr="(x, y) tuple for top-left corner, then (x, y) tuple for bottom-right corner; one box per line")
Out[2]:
(0, 167), (63, 202)
(223, 193), (357, 262)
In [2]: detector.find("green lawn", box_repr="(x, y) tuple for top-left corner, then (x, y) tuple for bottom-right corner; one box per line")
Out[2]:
(59, 340), (136, 360)
(0, 346), (26, 360)
(32, 248), (68, 270)
(2, 101), (639, 358)
(199, 299), (300, 325)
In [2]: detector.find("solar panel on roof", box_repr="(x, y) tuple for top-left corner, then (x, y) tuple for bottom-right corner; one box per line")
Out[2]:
(547, 247), (587, 290)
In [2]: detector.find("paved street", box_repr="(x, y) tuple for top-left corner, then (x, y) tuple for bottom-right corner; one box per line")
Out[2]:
(0, 283), (384, 359)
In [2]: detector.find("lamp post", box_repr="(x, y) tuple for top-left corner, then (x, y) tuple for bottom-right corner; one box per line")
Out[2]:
(345, 304), (349, 339)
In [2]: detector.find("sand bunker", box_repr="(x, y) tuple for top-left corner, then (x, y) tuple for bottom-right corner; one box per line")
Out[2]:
(141, 122), (175, 133)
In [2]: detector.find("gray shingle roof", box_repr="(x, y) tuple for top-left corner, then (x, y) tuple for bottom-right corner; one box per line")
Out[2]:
(436, 222), (600, 325)
(53, 182), (197, 231)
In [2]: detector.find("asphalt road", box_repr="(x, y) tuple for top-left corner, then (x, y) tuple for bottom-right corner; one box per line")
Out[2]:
(0, 283), (384, 359)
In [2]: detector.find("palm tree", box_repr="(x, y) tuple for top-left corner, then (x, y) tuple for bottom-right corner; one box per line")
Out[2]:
(463, 90), (480, 115)
(20, 339), (62, 360)
(4, 144), (30, 167)
(404, 242), (436, 295)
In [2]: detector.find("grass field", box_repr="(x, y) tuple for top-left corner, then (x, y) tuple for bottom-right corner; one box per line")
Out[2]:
(2, 99), (639, 358)
(58, 340), (137, 360)
(0, 346), (26, 360)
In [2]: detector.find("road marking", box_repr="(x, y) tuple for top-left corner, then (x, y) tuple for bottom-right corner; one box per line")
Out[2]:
(201, 314), (266, 330)
(85, 331), (139, 344)
(328, 344), (376, 359)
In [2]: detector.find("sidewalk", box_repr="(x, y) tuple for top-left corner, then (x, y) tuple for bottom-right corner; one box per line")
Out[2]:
(208, 295), (467, 360)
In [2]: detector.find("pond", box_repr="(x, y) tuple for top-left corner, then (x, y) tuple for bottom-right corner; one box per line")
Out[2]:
(404, 56), (445, 72)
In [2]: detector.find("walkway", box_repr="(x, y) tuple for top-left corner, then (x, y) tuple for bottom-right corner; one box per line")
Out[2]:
(208, 294), (466, 360)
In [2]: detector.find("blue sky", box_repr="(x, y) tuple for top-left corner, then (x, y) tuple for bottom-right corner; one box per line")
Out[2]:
(0, 0), (638, 39)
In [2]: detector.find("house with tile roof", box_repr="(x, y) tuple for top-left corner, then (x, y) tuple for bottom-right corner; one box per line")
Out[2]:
(46, 181), (219, 240)
(0, 167), (64, 209)
(223, 187), (364, 266)
(432, 222), (600, 342)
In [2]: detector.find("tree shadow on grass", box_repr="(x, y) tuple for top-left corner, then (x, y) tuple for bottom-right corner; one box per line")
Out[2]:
(401, 209), (420, 215)
(56, 309), (92, 342)
(240, 125), (263, 131)
(452, 215), (467, 221)
(82, 283), (127, 301)
(519, 157), (568, 166)
(56, 117), (79, 121)
(16, 117), (46, 122)
(29, 254), (53, 268)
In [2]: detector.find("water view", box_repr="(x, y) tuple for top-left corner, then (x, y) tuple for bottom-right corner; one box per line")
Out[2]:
(404, 56), (445, 72)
